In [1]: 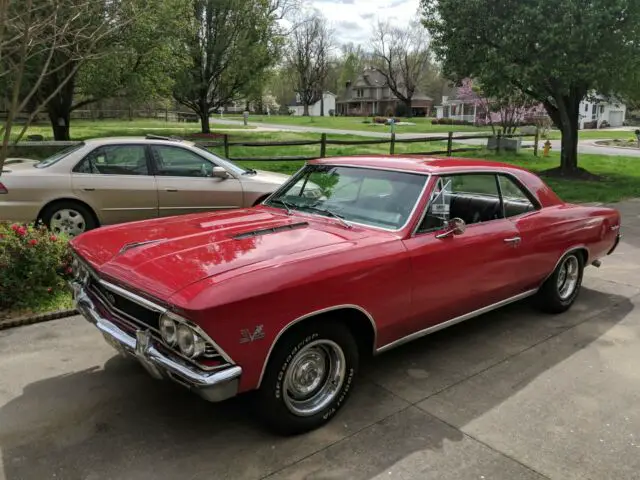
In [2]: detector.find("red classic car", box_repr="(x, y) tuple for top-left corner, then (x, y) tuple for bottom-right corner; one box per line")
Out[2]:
(69, 156), (622, 435)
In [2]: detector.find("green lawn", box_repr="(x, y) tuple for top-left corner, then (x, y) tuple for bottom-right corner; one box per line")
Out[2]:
(542, 129), (637, 141)
(0, 290), (73, 321)
(11, 118), (254, 142)
(220, 114), (489, 134)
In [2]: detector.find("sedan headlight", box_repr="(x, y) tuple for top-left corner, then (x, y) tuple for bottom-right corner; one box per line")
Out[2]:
(177, 324), (206, 358)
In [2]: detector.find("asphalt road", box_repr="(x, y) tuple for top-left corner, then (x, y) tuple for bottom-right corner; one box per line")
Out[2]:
(1, 199), (640, 480)
(210, 118), (640, 157)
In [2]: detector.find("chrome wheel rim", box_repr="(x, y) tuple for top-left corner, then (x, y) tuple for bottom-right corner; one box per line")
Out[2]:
(557, 256), (579, 300)
(283, 340), (346, 417)
(50, 208), (86, 236)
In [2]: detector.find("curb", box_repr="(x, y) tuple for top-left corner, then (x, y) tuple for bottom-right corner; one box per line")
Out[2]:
(0, 308), (78, 331)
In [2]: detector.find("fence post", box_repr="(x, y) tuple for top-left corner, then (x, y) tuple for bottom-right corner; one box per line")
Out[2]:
(533, 127), (539, 157)
(320, 133), (327, 158)
(390, 133), (396, 155)
(223, 134), (230, 158)
(496, 129), (502, 152)
(447, 131), (453, 156)
(128, 106), (133, 121)
(165, 108), (169, 122)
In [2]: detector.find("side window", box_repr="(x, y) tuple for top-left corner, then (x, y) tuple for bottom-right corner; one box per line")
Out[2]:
(418, 174), (503, 233)
(74, 145), (149, 175)
(498, 175), (537, 217)
(152, 146), (214, 177)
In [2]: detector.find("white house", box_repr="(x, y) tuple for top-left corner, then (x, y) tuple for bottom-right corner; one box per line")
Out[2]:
(578, 95), (627, 129)
(288, 92), (336, 116)
(435, 96), (479, 123)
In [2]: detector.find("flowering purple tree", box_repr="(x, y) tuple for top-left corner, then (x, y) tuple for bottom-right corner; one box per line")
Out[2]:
(456, 79), (547, 134)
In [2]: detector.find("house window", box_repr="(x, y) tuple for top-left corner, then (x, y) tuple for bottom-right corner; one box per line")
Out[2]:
(600, 105), (604, 114)
(584, 104), (589, 113)
(356, 88), (364, 98)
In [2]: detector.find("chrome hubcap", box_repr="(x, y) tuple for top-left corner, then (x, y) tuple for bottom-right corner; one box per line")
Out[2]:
(557, 256), (579, 300)
(50, 209), (86, 236)
(283, 340), (346, 417)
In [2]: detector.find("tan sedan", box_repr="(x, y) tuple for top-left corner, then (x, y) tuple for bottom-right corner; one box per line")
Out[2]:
(0, 136), (291, 236)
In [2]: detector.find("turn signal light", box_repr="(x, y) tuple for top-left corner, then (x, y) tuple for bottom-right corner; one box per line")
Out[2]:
(0, 182), (7, 194)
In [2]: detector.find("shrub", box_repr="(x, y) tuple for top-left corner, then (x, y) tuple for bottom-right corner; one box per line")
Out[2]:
(0, 223), (72, 310)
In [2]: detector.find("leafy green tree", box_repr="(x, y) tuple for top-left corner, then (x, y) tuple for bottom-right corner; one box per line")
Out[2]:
(422, 0), (640, 175)
(173, 0), (283, 133)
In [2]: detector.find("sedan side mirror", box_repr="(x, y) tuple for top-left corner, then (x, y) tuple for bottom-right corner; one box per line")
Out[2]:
(212, 166), (229, 179)
(435, 217), (466, 239)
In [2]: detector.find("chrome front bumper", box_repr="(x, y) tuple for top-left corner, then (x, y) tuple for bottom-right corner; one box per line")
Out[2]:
(71, 282), (242, 402)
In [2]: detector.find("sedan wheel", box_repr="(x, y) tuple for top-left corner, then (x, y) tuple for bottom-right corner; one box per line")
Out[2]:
(557, 255), (580, 300)
(50, 208), (87, 236)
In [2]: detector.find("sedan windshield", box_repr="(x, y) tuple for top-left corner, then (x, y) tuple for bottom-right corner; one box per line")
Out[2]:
(266, 164), (428, 230)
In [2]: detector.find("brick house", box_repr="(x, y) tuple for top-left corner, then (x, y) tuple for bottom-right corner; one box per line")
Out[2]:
(336, 67), (433, 117)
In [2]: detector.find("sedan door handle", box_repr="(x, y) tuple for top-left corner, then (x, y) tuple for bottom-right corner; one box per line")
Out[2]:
(83, 188), (95, 191)
(165, 188), (178, 192)
(504, 237), (521, 244)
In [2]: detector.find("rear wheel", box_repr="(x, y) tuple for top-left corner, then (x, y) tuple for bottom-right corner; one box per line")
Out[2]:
(41, 201), (97, 237)
(536, 252), (584, 313)
(256, 321), (359, 435)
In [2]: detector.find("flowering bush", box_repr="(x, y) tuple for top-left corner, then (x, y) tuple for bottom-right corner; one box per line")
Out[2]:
(0, 222), (73, 310)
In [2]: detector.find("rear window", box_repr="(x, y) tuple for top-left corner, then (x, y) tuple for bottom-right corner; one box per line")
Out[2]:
(34, 143), (85, 168)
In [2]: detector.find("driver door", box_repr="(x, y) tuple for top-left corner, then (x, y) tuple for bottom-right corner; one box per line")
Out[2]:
(401, 173), (524, 335)
(150, 145), (243, 217)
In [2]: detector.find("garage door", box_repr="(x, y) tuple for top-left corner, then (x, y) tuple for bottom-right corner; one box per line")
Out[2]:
(609, 110), (624, 127)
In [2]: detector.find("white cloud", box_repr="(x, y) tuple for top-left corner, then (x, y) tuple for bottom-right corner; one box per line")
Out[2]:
(306, 0), (421, 46)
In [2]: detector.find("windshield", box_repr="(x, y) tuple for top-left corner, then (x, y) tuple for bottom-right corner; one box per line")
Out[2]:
(193, 144), (251, 175)
(34, 143), (85, 168)
(266, 164), (428, 230)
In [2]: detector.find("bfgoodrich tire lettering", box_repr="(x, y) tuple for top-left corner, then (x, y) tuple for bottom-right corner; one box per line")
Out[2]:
(536, 251), (584, 314)
(257, 321), (359, 435)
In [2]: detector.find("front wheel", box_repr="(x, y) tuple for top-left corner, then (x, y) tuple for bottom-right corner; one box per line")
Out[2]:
(256, 321), (359, 435)
(536, 252), (584, 314)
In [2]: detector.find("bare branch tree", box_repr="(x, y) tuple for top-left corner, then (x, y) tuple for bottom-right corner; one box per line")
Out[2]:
(0, 0), (120, 173)
(371, 19), (432, 117)
(286, 14), (333, 116)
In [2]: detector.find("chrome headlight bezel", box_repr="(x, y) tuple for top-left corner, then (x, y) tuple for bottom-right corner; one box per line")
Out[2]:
(159, 311), (206, 359)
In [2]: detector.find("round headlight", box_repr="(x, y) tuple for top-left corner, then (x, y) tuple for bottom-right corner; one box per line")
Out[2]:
(177, 325), (206, 358)
(159, 316), (178, 346)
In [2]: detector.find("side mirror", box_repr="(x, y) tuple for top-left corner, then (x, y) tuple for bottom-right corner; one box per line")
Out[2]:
(435, 217), (466, 239)
(212, 166), (229, 179)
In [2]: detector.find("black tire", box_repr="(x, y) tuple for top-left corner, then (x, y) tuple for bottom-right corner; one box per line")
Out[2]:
(40, 201), (98, 237)
(535, 251), (584, 314)
(256, 321), (359, 436)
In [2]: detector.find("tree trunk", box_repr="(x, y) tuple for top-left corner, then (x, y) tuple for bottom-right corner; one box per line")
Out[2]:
(320, 94), (324, 116)
(47, 109), (71, 141)
(199, 112), (211, 133)
(404, 98), (413, 118)
(303, 103), (309, 116)
(559, 121), (579, 173)
(46, 67), (76, 141)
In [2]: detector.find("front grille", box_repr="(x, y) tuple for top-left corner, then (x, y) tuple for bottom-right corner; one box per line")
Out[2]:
(85, 275), (232, 372)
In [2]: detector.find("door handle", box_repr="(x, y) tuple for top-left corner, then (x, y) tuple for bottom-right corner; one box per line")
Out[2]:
(83, 188), (95, 191)
(503, 237), (521, 245)
(165, 188), (178, 192)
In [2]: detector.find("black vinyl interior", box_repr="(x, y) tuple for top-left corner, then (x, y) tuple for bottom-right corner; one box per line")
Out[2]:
(449, 193), (535, 224)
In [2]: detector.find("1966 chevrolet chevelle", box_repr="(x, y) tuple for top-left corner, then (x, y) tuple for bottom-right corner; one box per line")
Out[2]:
(69, 156), (622, 434)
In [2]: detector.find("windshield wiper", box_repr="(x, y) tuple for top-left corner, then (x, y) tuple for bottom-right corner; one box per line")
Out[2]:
(304, 205), (352, 229)
(270, 198), (295, 214)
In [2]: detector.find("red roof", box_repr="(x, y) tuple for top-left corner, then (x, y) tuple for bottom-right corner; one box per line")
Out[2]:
(309, 155), (530, 175)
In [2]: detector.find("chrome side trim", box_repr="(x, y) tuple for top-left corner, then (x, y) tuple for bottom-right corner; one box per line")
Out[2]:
(257, 304), (377, 387)
(99, 279), (167, 313)
(375, 289), (538, 354)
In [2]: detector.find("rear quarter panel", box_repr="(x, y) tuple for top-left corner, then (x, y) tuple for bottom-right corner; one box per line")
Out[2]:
(168, 235), (413, 392)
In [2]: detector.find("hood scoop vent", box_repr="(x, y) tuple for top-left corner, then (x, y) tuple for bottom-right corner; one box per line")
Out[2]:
(118, 238), (166, 255)
(232, 222), (309, 240)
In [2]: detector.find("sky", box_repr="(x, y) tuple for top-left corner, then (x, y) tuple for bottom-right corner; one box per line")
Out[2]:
(304, 0), (422, 46)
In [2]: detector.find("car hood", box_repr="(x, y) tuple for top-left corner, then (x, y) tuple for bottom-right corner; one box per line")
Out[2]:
(250, 169), (292, 185)
(71, 208), (366, 300)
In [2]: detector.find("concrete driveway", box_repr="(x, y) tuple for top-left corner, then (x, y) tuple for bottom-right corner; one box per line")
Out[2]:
(1, 200), (640, 480)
